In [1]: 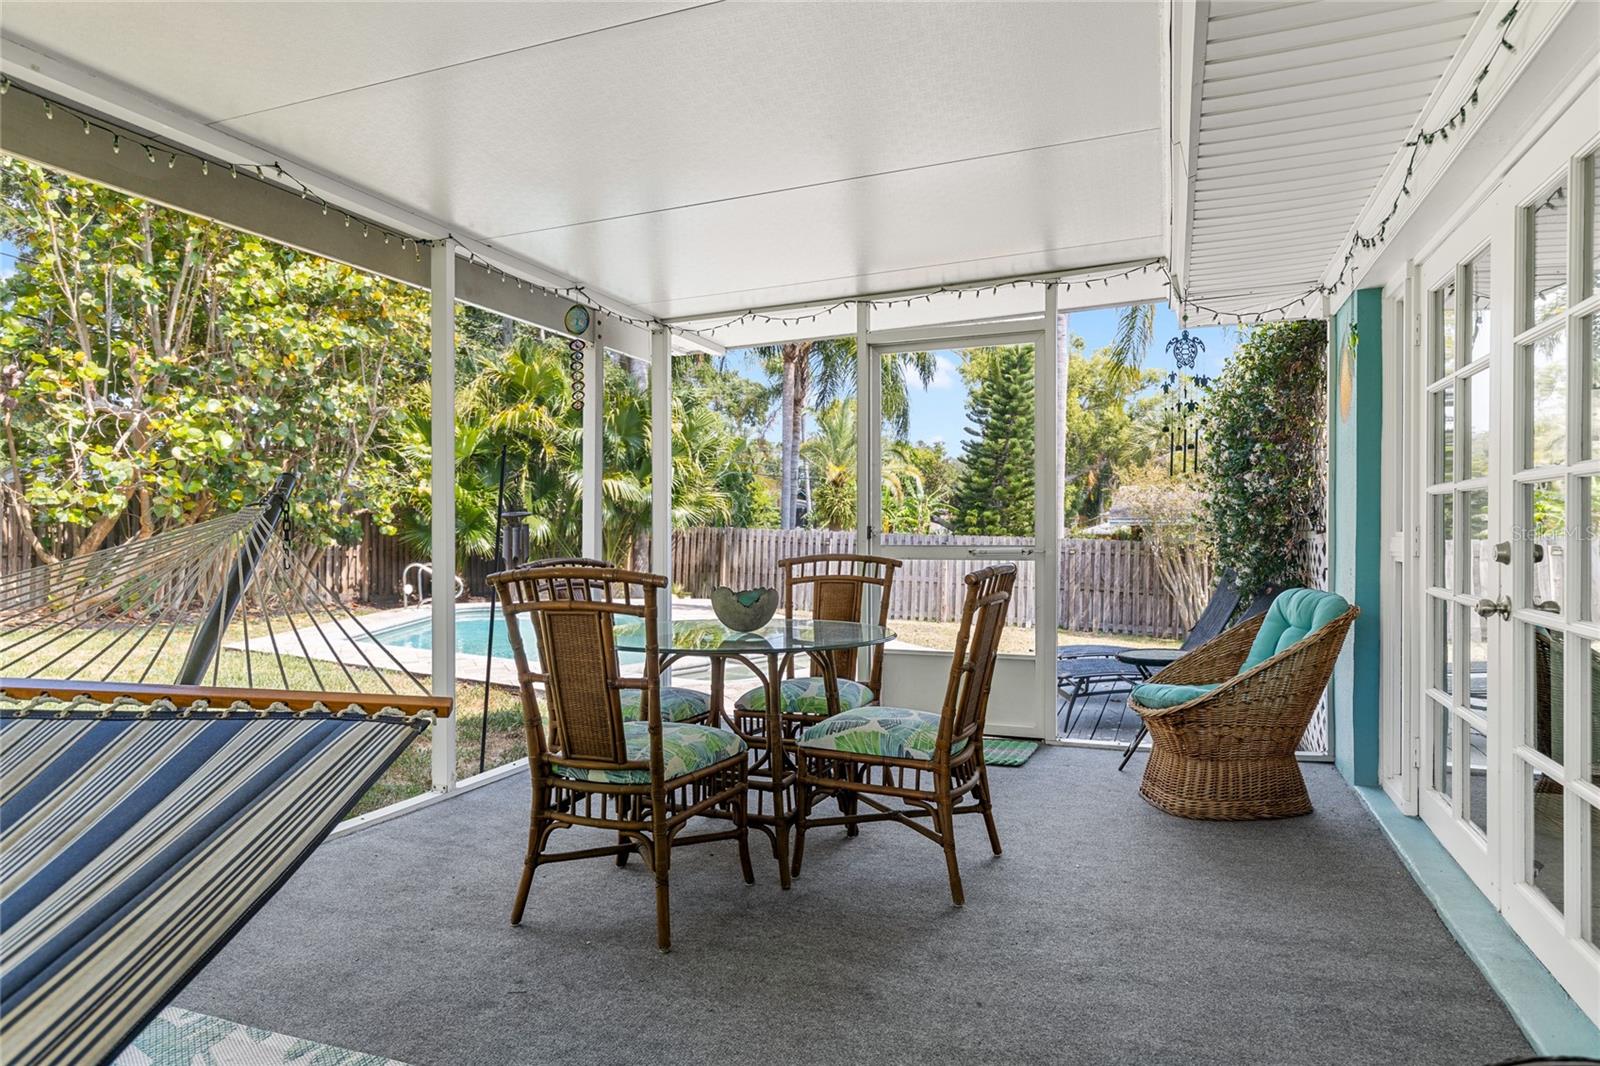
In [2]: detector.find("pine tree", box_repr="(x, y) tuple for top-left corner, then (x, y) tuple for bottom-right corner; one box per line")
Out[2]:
(950, 346), (1035, 536)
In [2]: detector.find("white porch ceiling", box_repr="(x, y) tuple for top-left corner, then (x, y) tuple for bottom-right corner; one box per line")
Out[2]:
(1178, 0), (1485, 319)
(0, 1), (1167, 339)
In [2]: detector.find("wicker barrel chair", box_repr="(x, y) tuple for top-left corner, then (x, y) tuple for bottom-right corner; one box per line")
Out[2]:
(489, 564), (753, 952)
(1129, 588), (1358, 820)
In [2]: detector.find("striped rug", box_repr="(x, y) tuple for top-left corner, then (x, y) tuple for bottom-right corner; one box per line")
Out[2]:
(115, 1006), (409, 1066)
(982, 736), (1041, 766)
(0, 698), (427, 1066)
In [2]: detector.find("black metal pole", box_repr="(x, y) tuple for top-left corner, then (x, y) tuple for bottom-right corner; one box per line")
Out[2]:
(479, 444), (509, 775)
(176, 471), (298, 685)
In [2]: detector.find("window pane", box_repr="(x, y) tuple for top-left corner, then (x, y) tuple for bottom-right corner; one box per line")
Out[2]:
(1590, 643), (1600, 781)
(1524, 479), (1565, 614)
(1531, 181), (1568, 327)
(1588, 478), (1599, 623)
(1467, 367), (1490, 478)
(1436, 385), (1456, 482)
(1530, 763), (1564, 911)
(1435, 700), (1454, 798)
(1590, 155), (1600, 299)
(1531, 625), (1563, 763)
(1433, 493), (1454, 588)
(1588, 316), (1598, 461)
(1526, 332), (1568, 468)
(884, 345), (1034, 545)
(1467, 726), (1488, 836)
(1437, 597), (1455, 695)
(1589, 804), (1600, 947)
(1466, 489), (1490, 596)
(1469, 249), (1492, 363)
(1437, 280), (1457, 377)
(1469, 607), (1490, 717)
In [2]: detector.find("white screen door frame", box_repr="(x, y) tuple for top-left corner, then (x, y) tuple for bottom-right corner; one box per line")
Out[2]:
(854, 287), (1061, 741)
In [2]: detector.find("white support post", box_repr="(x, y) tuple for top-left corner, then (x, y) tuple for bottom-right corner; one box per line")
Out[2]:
(581, 314), (604, 559)
(429, 239), (458, 792)
(1035, 283), (1062, 739)
(854, 302), (879, 681)
(854, 302), (875, 550)
(650, 327), (674, 650)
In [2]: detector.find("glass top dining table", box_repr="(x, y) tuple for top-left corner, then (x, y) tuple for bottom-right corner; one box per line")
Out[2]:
(612, 616), (893, 890)
(611, 617), (894, 656)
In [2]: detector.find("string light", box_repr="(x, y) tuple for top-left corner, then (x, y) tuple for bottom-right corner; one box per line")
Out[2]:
(0, 4), (1524, 335)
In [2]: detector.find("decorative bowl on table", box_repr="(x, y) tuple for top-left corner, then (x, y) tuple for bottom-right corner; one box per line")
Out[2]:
(710, 586), (778, 632)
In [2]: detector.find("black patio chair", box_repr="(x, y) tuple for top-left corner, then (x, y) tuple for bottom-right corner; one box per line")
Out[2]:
(1112, 582), (1282, 768)
(1057, 573), (1245, 737)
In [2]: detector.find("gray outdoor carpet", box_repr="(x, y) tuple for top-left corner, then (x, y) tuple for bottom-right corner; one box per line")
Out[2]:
(177, 748), (1530, 1066)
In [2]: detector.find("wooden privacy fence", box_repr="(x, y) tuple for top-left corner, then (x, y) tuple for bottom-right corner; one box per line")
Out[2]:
(4, 514), (1217, 637)
(671, 527), (1212, 639)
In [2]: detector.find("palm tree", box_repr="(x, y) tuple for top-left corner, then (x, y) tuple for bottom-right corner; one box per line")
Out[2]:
(751, 339), (936, 528)
(751, 340), (854, 529)
(1110, 303), (1157, 371)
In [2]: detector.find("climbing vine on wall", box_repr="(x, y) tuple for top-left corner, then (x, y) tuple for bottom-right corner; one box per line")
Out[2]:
(1200, 319), (1328, 598)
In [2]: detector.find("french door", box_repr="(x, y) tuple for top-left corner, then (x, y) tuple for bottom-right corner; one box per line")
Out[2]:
(857, 302), (1060, 740)
(1414, 110), (1600, 1019)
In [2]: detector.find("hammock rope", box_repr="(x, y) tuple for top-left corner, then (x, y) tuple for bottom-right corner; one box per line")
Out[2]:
(0, 484), (430, 696)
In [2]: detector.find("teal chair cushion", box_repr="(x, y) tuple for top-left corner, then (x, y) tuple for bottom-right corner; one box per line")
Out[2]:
(734, 676), (874, 715)
(1241, 588), (1350, 673)
(618, 686), (709, 723)
(797, 706), (965, 762)
(551, 721), (745, 784)
(1131, 682), (1220, 709)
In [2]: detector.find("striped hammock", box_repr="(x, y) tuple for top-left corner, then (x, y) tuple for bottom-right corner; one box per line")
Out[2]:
(0, 685), (436, 1066)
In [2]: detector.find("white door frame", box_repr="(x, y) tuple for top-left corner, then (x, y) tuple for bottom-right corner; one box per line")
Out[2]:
(1416, 208), (1500, 893)
(1403, 88), (1600, 1022)
(854, 287), (1060, 741)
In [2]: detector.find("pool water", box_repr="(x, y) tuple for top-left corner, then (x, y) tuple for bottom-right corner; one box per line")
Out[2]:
(366, 604), (646, 666)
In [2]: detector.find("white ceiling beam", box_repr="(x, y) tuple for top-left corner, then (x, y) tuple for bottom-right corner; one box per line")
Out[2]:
(0, 37), (723, 354)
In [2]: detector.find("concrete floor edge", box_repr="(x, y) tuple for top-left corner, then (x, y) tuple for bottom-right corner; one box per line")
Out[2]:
(1353, 784), (1600, 1058)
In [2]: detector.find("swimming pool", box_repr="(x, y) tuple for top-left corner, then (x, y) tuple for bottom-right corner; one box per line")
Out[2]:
(364, 604), (646, 667)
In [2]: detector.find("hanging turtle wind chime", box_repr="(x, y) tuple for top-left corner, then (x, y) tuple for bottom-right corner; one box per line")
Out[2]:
(1161, 319), (1211, 476)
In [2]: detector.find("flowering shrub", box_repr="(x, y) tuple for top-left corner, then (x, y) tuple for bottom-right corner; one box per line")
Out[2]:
(1200, 320), (1326, 598)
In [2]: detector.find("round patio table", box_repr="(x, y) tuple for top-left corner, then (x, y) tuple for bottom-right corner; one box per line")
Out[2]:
(1115, 647), (1184, 771)
(614, 617), (893, 890)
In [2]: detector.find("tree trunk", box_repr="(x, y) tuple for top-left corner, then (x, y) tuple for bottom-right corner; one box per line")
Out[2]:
(779, 352), (799, 529)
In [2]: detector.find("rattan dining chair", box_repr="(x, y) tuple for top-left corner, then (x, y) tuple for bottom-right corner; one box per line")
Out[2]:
(522, 555), (712, 726)
(489, 564), (753, 951)
(732, 552), (902, 724)
(791, 563), (1015, 905)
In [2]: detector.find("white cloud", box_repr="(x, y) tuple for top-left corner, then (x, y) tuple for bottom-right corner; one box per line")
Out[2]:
(927, 354), (961, 390)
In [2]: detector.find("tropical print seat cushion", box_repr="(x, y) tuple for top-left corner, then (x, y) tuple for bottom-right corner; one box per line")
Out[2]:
(1130, 682), (1219, 709)
(796, 706), (964, 762)
(618, 686), (710, 723)
(552, 721), (746, 784)
(734, 676), (875, 715)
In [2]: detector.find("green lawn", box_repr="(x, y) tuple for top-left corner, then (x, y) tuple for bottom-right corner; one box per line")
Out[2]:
(0, 616), (527, 819)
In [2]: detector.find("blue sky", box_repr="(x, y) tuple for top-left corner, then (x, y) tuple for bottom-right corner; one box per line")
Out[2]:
(725, 304), (1239, 448)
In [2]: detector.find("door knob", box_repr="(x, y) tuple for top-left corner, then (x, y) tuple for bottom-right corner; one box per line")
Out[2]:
(1475, 595), (1511, 620)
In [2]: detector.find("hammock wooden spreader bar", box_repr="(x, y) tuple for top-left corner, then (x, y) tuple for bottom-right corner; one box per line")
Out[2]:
(0, 681), (446, 1066)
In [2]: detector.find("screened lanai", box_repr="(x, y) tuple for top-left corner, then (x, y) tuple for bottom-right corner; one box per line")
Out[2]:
(4, 1), (1599, 1063)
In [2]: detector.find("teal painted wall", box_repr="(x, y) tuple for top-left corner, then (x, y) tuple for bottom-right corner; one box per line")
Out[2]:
(1329, 288), (1384, 786)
